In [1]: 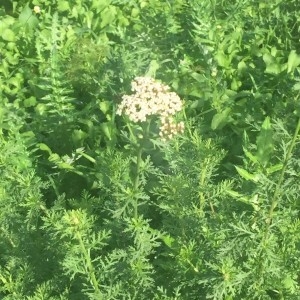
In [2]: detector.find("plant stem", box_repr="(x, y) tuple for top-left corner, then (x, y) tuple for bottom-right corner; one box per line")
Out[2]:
(134, 145), (143, 219)
(75, 230), (103, 299)
(266, 117), (300, 226)
(131, 121), (150, 219)
(258, 118), (300, 278)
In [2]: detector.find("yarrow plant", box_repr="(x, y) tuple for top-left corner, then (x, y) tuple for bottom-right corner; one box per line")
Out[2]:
(115, 77), (185, 219)
(117, 76), (184, 140)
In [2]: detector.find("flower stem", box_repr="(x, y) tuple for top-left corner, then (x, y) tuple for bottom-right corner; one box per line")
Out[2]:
(134, 145), (143, 219)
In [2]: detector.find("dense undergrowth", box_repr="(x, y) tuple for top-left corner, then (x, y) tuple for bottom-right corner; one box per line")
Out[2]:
(1, 0), (300, 299)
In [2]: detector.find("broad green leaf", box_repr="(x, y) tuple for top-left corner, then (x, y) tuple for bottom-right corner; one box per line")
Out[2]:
(99, 101), (110, 114)
(131, 8), (140, 17)
(18, 4), (32, 24)
(145, 60), (160, 77)
(293, 82), (300, 90)
(85, 10), (94, 29)
(35, 104), (47, 115)
(161, 234), (174, 248)
(287, 50), (300, 73)
(18, 5), (38, 30)
(1, 28), (15, 42)
(100, 5), (117, 28)
(211, 108), (231, 130)
(5, 52), (18, 65)
(92, 0), (111, 12)
(215, 51), (230, 68)
(58, 1), (70, 12)
(263, 53), (282, 74)
(72, 129), (88, 143)
(100, 122), (112, 140)
(231, 78), (241, 91)
(237, 60), (247, 73)
(24, 96), (37, 107)
(256, 116), (273, 167)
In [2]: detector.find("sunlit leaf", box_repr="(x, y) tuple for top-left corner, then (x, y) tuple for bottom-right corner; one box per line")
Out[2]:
(256, 116), (273, 167)
(287, 50), (300, 73)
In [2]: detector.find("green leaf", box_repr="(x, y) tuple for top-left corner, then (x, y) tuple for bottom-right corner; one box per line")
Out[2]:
(227, 190), (251, 205)
(235, 166), (260, 182)
(287, 50), (300, 73)
(24, 96), (37, 107)
(243, 147), (258, 164)
(145, 60), (160, 77)
(211, 108), (231, 130)
(99, 101), (110, 114)
(256, 116), (273, 167)
(161, 234), (174, 248)
(100, 122), (112, 140)
(58, 162), (74, 170)
(18, 4), (38, 29)
(215, 51), (230, 68)
(57, 1), (70, 12)
(266, 163), (283, 175)
(1, 28), (15, 42)
(38, 143), (52, 154)
(18, 4), (32, 24)
(100, 5), (117, 28)
(263, 53), (283, 74)
(131, 7), (140, 17)
(80, 152), (96, 164)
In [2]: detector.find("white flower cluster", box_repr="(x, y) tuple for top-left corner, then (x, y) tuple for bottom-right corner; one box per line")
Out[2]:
(117, 77), (184, 140)
(159, 116), (185, 142)
(117, 77), (182, 122)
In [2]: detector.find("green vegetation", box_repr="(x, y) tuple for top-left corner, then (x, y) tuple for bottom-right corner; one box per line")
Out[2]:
(1, 0), (300, 299)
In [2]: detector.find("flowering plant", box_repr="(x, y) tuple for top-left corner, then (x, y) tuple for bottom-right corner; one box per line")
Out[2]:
(117, 76), (184, 141)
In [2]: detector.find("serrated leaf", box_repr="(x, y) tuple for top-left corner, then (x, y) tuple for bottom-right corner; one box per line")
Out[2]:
(235, 166), (260, 182)
(266, 163), (283, 174)
(243, 147), (258, 164)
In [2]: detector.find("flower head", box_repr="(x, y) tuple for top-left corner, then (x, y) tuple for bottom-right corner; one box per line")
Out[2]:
(33, 6), (41, 14)
(117, 77), (184, 136)
(159, 116), (185, 142)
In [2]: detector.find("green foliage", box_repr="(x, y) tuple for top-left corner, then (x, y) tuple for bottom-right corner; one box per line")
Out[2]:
(1, 0), (300, 299)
